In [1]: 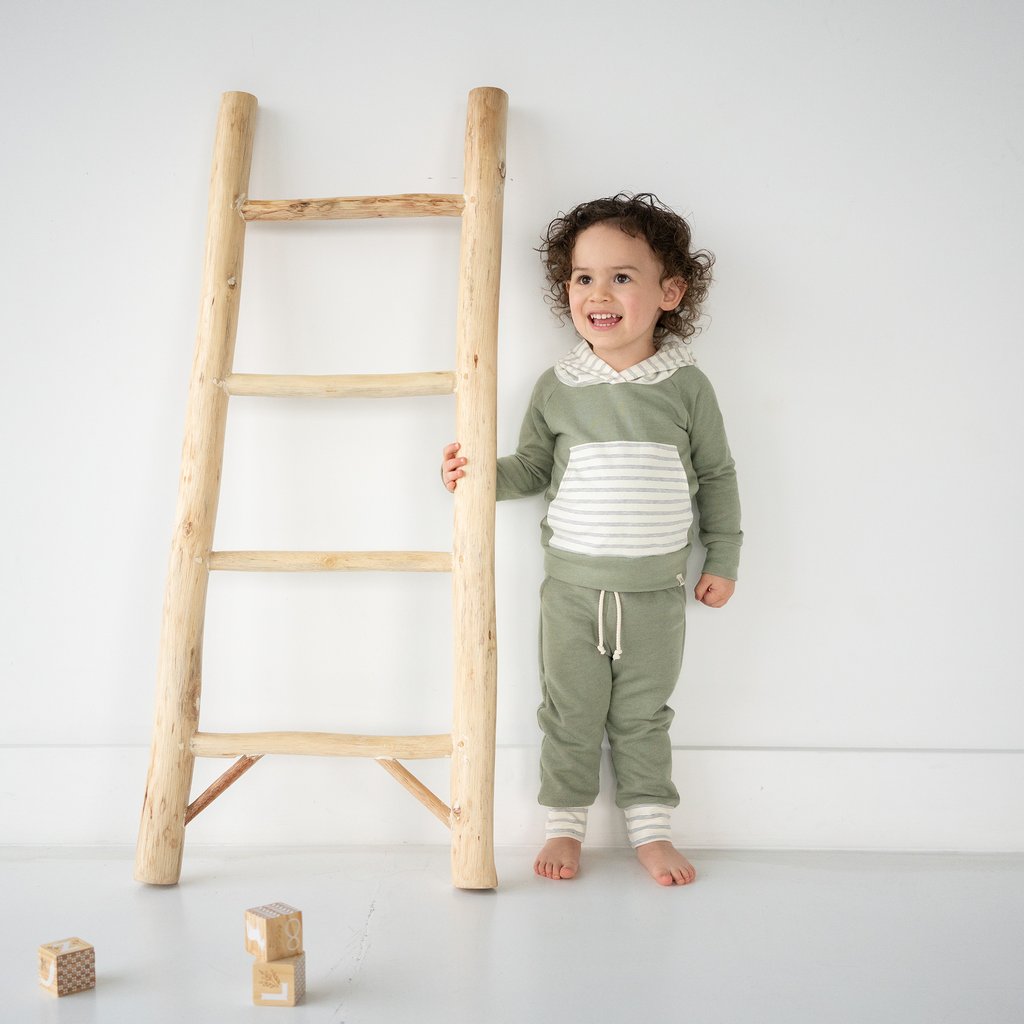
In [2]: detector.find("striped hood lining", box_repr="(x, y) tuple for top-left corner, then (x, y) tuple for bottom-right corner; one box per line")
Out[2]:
(553, 339), (697, 388)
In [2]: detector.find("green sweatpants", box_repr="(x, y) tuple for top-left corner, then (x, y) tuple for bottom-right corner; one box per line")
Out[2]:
(537, 576), (686, 809)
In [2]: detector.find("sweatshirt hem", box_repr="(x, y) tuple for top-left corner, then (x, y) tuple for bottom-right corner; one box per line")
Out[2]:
(543, 548), (691, 593)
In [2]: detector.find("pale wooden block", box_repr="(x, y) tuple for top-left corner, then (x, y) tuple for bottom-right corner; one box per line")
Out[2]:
(252, 952), (306, 1007)
(38, 937), (95, 996)
(244, 902), (303, 961)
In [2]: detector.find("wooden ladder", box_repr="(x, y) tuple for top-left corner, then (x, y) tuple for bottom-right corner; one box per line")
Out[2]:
(134, 87), (507, 889)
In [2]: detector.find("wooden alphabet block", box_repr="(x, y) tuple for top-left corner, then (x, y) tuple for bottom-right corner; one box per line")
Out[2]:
(253, 952), (306, 1006)
(245, 902), (303, 962)
(38, 937), (96, 996)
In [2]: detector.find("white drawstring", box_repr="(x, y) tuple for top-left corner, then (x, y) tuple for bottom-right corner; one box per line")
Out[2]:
(596, 590), (623, 660)
(612, 591), (622, 660)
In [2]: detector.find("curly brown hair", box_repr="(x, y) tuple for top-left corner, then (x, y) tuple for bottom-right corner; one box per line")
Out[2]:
(538, 192), (714, 344)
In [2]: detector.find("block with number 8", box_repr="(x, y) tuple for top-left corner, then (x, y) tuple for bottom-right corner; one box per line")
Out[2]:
(245, 902), (303, 962)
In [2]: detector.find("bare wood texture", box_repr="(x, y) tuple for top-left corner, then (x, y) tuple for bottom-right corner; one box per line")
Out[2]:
(208, 550), (452, 573)
(135, 91), (257, 885)
(252, 953), (306, 1006)
(449, 86), (507, 890)
(192, 731), (453, 760)
(377, 759), (453, 828)
(222, 371), (456, 398)
(136, 87), (506, 891)
(185, 754), (263, 824)
(241, 193), (464, 221)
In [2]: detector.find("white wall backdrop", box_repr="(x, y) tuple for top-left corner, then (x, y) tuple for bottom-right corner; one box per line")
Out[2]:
(2, 0), (1022, 851)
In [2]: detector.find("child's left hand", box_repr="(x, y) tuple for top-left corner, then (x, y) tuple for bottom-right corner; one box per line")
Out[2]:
(695, 573), (735, 608)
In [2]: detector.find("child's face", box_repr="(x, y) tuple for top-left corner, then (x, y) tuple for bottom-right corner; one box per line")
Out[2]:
(566, 222), (685, 370)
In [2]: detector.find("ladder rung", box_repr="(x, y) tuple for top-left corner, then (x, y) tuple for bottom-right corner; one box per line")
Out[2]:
(208, 551), (452, 573)
(222, 371), (456, 398)
(240, 193), (465, 222)
(192, 731), (453, 760)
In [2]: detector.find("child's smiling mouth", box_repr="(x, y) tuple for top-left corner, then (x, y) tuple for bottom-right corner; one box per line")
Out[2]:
(588, 313), (622, 327)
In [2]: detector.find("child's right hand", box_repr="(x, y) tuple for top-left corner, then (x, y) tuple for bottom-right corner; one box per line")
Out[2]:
(441, 442), (467, 492)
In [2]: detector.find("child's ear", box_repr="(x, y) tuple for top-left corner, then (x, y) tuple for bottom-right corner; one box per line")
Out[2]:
(661, 277), (687, 310)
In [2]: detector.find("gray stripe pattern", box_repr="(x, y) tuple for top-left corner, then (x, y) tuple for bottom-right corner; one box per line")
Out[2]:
(554, 339), (697, 388)
(545, 807), (589, 842)
(549, 441), (692, 558)
(625, 804), (673, 849)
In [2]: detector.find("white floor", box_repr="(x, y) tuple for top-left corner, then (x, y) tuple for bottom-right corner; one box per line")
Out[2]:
(6, 845), (1023, 1023)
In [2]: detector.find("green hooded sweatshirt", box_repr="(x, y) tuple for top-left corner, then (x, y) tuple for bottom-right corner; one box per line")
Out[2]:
(496, 339), (742, 592)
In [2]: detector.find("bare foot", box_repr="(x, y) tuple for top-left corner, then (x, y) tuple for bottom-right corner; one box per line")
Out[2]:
(635, 841), (696, 886)
(534, 837), (582, 880)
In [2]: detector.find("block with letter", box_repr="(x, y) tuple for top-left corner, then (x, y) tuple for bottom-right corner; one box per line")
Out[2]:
(38, 937), (96, 996)
(253, 952), (306, 1006)
(245, 902), (303, 961)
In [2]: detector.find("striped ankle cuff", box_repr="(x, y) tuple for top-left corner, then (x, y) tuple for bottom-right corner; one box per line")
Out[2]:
(624, 804), (673, 848)
(545, 807), (588, 843)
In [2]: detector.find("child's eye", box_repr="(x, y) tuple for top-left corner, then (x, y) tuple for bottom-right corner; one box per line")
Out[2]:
(614, 273), (631, 284)
(575, 274), (592, 286)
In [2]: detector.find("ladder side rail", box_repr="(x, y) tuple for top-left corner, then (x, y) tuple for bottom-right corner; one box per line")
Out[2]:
(450, 87), (507, 890)
(134, 91), (258, 885)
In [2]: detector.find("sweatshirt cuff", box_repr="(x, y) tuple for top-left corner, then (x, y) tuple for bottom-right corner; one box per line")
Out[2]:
(701, 545), (741, 582)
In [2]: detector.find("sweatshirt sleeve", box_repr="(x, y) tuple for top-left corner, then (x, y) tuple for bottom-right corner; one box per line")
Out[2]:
(688, 372), (743, 580)
(496, 376), (555, 501)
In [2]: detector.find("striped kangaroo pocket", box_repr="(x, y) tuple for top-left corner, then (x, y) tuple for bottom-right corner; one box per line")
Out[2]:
(547, 441), (692, 558)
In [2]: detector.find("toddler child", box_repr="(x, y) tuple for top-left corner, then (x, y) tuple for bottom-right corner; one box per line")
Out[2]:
(442, 193), (741, 886)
